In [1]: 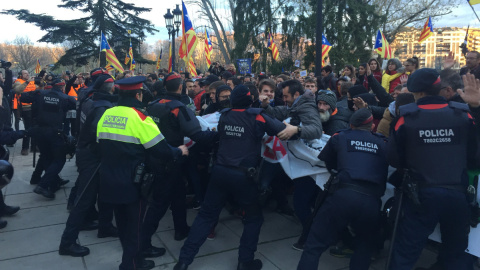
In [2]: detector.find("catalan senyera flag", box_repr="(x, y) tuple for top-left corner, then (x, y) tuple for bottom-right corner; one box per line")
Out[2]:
(374, 30), (393, 59)
(168, 44), (173, 73)
(35, 59), (41, 74)
(205, 29), (213, 69)
(469, 0), (480, 5)
(179, 1), (198, 64)
(156, 49), (162, 70)
(100, 32), (125, 72)
(321, 35), (332, 67)
(418, 16), (434, 43)
(267, 32), (279, 61)
(188, 57), (198, 77)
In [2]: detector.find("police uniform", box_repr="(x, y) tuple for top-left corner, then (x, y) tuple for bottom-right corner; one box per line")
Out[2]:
(60, 75), (117, 257)
(96, 76), (182, 270)
(175, 85), (286, 270)
(297, 109), (388, 270)
(141, 73), (218, 255)
(388, 69), (477, 270)
(20, 80), (76, 199)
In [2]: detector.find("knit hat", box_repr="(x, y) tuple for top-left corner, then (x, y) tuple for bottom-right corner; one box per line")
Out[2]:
(316, 90), (337, 111)
(407, 68), (441, 93)
(230, 84), (252, 108)
(350, 108), (373, 127)
(348, 85), (368, 98)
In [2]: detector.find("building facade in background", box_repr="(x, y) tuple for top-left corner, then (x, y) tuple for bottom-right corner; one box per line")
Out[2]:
(393, 27), (480, 69)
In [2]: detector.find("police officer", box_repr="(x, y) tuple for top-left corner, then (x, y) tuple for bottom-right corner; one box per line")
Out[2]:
(141, 72), (218, 257)
(59, 75), (118, 257)
(174, 85), (287, 270)
(388, 68), (477, 270)
(297, 108), (388, 270)
(96, 76), (188, 270)
(20, 79), (76, 199)
(0, 85), (24, 229)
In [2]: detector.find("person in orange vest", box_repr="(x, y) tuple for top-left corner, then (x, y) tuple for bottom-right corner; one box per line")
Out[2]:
(13, 70), (36, 156)
(64, 74), (86, 136)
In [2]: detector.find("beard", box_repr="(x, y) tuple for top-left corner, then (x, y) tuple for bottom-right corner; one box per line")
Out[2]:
(319, 110), (331, 123)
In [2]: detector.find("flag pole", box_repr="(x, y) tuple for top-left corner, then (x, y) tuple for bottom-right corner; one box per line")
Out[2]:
(469, 3), (480, 24)
(99, 31), (102, 67)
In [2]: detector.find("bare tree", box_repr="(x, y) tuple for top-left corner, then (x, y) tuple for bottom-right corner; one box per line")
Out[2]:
(6, 36), (42, 71)
(371, 0), (463, 41)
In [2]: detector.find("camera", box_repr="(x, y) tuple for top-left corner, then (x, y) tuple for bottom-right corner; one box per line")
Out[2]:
(0, 60), (12, 69)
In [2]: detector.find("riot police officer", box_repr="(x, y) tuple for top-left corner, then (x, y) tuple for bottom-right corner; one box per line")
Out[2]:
(59, 75), (118, 257)
(20, 79), (76, 199)
(96, 76), (188, 270)
(174, 85), (287, 270)
(141, 72), (218, 257)
(388, 68), (477, 270)
(297, 108), (388, 270)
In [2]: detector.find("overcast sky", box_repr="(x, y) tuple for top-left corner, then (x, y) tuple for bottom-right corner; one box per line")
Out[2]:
(0, 1), (479, 47)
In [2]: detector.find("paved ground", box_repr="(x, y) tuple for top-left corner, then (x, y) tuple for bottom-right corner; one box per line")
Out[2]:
(0, 140), (444, 270)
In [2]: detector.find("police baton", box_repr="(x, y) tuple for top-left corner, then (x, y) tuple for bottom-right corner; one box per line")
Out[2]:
(73, 164), (100, 208)
(385, 170), (407, 270)
(295, 169), (337, 247)
(32, 138), (36, 168)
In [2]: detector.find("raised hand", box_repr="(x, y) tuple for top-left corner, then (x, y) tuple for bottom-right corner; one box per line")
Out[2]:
(443, 51), (456, 70)
(458, 73), (480, 108)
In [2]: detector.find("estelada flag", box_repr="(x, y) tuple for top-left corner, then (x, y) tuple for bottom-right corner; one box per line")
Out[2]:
(267, 32), (279, 61)
(374, 30), (393, 59)
(321, 35), (332, 66)
(100, 32), (124, 72)
(469, 0), (480, 5)
(205, 29), (213, 69)
(179, 1), (198, 64)
(418, 16), (434, 43)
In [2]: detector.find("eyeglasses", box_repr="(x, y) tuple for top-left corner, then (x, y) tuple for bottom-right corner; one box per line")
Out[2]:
(219, 95), (230, 99)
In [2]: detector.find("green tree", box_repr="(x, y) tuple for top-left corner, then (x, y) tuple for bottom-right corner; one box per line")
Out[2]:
(298, 0), (384, 72)
(2, 0), (157, 68)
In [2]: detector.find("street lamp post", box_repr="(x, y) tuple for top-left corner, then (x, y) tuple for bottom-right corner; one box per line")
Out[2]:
(164, 5), (182, 72)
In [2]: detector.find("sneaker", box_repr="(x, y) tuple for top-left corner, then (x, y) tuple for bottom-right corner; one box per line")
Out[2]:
(207, 228), (215, 240)
(292, 241), (304, 251)
(186, 200), (202, 210)
(329, 246), (354, 258)
(21, 149), (29, 156)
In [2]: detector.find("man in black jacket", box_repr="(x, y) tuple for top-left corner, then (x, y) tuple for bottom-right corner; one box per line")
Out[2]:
(316, 90), (350, 135)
